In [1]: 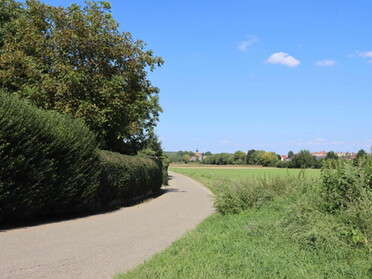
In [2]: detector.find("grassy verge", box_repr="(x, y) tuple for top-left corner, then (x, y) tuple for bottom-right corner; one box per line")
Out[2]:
(116, 167), (371, 279)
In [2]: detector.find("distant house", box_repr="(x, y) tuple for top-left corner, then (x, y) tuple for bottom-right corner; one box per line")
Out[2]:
(190, 152), (203, 162)
(311, 151), (358, 160)
(280, 155), (289, 161)
(311, 151), (327, 159)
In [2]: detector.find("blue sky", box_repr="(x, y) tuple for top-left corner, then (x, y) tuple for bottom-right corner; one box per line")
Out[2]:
(40, 1), (372, 154)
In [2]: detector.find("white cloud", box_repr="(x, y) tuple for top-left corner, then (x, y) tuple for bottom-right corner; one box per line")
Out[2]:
(315, 59), (336, 67)
(357, 51), (372, 63)
(358, 51), (372, 58)
(307, 138), (326, 145)
(220, 140), (231, 144)
(237, 36), (258, 51)
(265, 52), (300, 68)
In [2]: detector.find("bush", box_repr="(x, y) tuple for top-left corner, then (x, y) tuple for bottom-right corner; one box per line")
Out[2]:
(214, 174), (304, 215)
(321, 158), (372, 247)
(276, 161), (292, 168)
(321, 159), (372, 211)
(0, 93), (101, 222)
(138, 148), (170, 186)
(97, 150), (163, 206)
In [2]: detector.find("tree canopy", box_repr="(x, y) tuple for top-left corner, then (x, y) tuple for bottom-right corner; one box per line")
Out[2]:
(233, 150), (247, 164)
(291, 150), (317, 168)
(356, 149), (367, 160)
(325, 151), (338, 160)
(0, 0), (163, 154)
(260, 151), (279, 167)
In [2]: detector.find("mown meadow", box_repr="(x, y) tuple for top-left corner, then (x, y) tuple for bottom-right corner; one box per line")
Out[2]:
(117, 162), (371, 279)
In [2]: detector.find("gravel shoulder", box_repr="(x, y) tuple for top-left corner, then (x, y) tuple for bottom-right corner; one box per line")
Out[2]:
(0, 171), (214, 279)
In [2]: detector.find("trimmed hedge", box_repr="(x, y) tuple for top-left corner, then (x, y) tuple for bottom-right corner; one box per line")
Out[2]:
(0, 93), (101, 222)
(97, 150), (163, 206)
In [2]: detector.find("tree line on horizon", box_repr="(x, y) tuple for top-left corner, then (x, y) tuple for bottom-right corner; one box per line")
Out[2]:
(168, 149), (370, 169)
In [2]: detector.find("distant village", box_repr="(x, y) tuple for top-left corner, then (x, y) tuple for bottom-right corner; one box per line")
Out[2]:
(188, 151), (360, 162)
(280, 151), (358, 161)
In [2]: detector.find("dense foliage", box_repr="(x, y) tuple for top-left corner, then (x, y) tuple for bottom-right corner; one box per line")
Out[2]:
(321, 157), (372, 245)
(138, 139), (170, 186)
(0, 0), (163, 154)
(98, 150), (163, 206)
(203, 153), (234, 165)
(0, 0), (23, 50)
(167, 151), (197, 163)
(0, 93), (101, 222)
(291, 149), (318, 168)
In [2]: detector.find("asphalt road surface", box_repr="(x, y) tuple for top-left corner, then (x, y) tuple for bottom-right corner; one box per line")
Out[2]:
(0, 171), (214, 279)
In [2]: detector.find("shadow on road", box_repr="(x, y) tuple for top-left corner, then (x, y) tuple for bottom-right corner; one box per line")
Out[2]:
(1, 177), (182, 232)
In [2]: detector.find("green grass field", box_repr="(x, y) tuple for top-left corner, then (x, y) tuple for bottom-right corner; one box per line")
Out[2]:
(169, 167), (320, 194)
(116, 167), (371, 279)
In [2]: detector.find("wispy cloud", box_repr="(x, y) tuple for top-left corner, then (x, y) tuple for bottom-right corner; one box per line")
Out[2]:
(220, 140), (231, 144)
(307, 138), (326, 145)
(357, 51), (372, 63)
(265, 52), (300, 68)
(315, 59), (336, 67)
(237, 36), (258, 51)
(307, 138), (344, 145)
(358, 51), (372, 58)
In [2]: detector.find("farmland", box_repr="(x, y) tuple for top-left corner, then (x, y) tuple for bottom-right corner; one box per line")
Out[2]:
(170, 165), (320, 193)
(117, 165), (371, 279)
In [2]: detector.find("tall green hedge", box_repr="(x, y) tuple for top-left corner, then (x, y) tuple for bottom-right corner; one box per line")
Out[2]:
(0, 93), (101, 222)
(97, 150), (163, 206)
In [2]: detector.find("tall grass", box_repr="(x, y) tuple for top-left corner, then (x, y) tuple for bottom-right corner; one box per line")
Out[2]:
(214, 173), (304, 214)
(117, 165), (371, 278)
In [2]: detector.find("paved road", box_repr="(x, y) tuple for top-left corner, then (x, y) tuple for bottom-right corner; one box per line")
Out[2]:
(0, 171), (214, 279)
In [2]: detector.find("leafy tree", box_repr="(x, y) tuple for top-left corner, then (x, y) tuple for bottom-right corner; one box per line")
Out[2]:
(233, 150), (247, 164)
(217, 153), (234, 165)
(354, 149), (368, 166)
(259, 152), (279, 167)
(356, 149), (367, 160)
(325, 151), (338, 160)
(256, 150), (266, 164)
(203, 151), (212, 156)
(247, 149), (265, 165)
(0, 0), (23, 51)
(246, 149), (256, 164)
(291, 150), (317, 168)
(0, 0), (163, 154)
(203, 153), (234, 165)
(288, 150), (294, 159)
(183, 155), (190, 164)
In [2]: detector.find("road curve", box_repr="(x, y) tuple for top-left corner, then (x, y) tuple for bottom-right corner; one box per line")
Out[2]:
(0, 171), (214, 279)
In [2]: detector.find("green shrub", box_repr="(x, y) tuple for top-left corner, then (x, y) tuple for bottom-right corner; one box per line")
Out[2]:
(97, 150), (163, 206)
(214, 174), (303, 215)
(321, 159), (371, 211)
(137, 148), (170, 185)
(276, 161), (292, 168)
(321, 158), (372, 248)
(0, 93), (101, 223)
